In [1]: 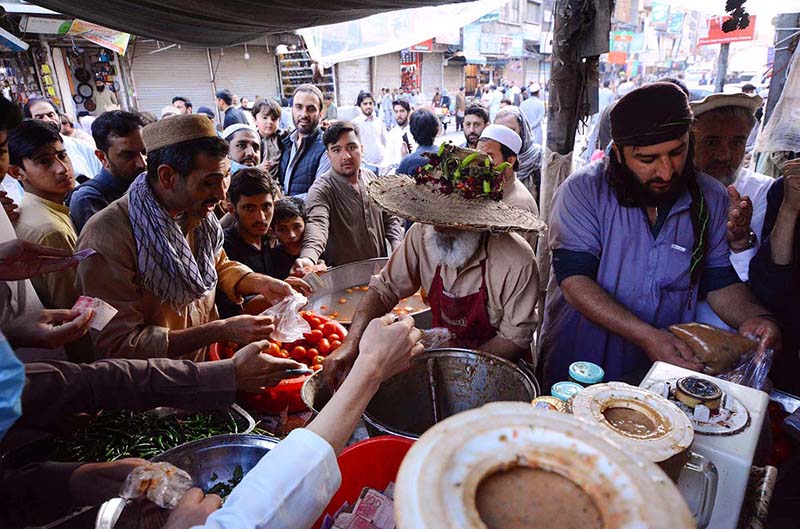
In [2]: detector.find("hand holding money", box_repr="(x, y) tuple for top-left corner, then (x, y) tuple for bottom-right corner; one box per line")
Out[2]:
(0, 240), (96, 281)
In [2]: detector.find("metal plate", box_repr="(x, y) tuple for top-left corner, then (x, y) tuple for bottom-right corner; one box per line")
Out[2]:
(77, 82), (93, 97)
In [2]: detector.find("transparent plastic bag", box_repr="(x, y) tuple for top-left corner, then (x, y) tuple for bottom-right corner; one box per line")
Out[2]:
(263, 293), (311, 343)
(119, 462), (193, 509)
(420, 327), (453, 349)
(718, 347), (774, 391)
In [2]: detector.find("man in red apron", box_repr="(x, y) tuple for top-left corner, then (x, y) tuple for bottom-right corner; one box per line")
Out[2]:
(323, 141), (545, 387)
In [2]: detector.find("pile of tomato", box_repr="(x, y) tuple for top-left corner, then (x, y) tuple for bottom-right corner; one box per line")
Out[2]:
(209, 311), (347, 414)
(265, 311), (347, 371)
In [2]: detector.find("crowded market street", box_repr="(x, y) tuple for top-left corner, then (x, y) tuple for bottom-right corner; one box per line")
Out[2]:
(0, 0), (799, 528)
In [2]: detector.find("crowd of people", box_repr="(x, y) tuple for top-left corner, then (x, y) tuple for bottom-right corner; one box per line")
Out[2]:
(0, 68), (798, 528)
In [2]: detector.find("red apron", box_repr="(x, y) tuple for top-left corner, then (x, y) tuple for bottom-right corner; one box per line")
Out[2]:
(428, 259), (497, 349)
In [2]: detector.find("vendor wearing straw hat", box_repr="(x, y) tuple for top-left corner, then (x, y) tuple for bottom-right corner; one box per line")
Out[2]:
(324, 142), (545, 387)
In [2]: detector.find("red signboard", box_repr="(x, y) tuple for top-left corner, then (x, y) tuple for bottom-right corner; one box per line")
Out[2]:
(409, 39), (433, 53)
(698, 15), (756, 46)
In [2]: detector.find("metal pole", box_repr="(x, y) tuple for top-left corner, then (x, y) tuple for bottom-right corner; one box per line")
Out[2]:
(206, 48), (221, 126)
(764, 13), (800, 126)
(714, 42), (729, 93)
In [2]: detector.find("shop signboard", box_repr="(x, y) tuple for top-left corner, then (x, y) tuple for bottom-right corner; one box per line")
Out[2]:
(480, 34), (524, 57)
(409, 39), (434, 53)
(650, 2), (670, 31)
(668, 12), (685, 36)
(67, 19), (131, 56)
(608, 30), (633, 65)
(19, 16), (72, 35)
(463, 23), (484, 64)
(435, 28), (461, 46)
(478, 10), (500, 23)
(698, 15), (757, 46)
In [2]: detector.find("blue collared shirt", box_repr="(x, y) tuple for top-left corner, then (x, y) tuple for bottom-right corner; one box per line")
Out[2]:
(68, 168), (130, 234)
(397, 144), (437, 176)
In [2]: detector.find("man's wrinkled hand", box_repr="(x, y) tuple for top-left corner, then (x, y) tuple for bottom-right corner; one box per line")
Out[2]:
(68, 458), (147, 506)
(726, 185), (753, 252)
(232, 339), (304, 391)
(642, 329), (705, 372)
(0, 239), (79, 281)
(162, 488), (222, 529)
(740, 316), (782, 353)
(3, 309), (93, 349)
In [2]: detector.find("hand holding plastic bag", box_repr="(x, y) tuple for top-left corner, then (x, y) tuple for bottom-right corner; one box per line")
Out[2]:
(120, 462), (193, 509)
(263, 293), (311, 343)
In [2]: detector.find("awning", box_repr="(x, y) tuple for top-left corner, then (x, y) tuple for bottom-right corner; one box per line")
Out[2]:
(28, 0), (478, 48)
(0, 27), (29, 52)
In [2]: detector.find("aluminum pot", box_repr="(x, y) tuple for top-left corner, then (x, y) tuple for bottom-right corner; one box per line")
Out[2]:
(363, 349), (540, 439)
(301, 370), (333, 416)
(304, 258), (432, 328)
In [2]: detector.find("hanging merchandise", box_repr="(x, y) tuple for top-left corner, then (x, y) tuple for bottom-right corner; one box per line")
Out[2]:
(0, 56), (42, 104)
(34, 49), (60, 106)
(277, 44), (335, 103)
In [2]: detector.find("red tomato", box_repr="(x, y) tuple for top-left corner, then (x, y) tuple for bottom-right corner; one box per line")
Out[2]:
(313, 355), (325, 365)
(290, 346), (307, 361)
(309, 317), (322, 329)
(277, 350), (290, 359)
(318, 338), (331, 354)
(267, 342), (281, 357)
(306, 348), (320, 362)
(328, 333), (341, 343)
(330, 340), (342, 351)
(305, 329), (323, 345)
(321, 322), (339, 337)
(311, 364), (323, 371)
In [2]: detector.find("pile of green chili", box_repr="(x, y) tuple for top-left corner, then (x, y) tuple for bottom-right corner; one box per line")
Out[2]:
(49, 409), (242, 462)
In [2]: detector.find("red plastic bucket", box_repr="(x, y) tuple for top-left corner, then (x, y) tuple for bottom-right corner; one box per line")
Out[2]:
(312, 435), (414, 529)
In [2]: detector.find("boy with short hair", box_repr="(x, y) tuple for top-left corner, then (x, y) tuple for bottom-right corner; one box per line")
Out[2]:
(271, 197), (312, 279)
(7, 120), (79, 309)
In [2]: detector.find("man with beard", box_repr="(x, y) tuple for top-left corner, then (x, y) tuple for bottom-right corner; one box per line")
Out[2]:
(293, 122), (404, 270)
(323, 144), (545, 387)
(462, 105), (489, 149)
(385, 99), (416, 172)
(68, 111), (147, 234)
(279, 84), (331, 198)
(223, 124), (261, 174)
(689, 93), (775, 328)
(353, 92), (387, 174)
(76, 115), (309, 361)
(539, 83), (780, 388)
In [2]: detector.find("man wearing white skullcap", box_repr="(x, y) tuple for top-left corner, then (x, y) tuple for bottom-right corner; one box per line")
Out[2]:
(478, 124), (540, 250)
(222, 123), (261, 173)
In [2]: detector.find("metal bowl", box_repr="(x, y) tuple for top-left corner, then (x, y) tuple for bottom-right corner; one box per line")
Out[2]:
(364, 349), (540, 439)
(301, 370), (333, 416)
(304, 258), (432, 327)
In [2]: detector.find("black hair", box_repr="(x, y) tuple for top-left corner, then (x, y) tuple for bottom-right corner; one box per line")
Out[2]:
(356, 92), (374, 107)
(22, 97), (56, 118)
(0, 96), (23, 132)
(216, 89), (233, 106)
(251, 98), (281, 120)
(322, 121), (359, 148)
(8, 119), (62, 167)
(603, 80), (611, 88)
(92, 110), (147, 153)
(741, 83), (757, 93)
(172, 96), (193, 108)
(409, 108), (439, 147)
(464, 104), (489, 124)
(499, 143), (520, 172)
(606, 139), (708, 286)
(146, 135), (229, 184)
(500, 98), (513, 106)
(272, 196), (306, 225)
(392, 99), (411, 113)
(293, 84), (324, 108)
(228, 167), (279, 205)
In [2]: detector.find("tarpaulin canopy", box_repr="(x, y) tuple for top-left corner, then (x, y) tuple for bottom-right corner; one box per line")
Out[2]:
(28, 0), (475, 48)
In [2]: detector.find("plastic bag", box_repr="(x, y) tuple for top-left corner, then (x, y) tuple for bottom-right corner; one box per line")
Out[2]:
(263, 293), (311, 343)
(420, 327), (453, 349)
(718, 347), (774, 391)
(119, 462), (193, 509)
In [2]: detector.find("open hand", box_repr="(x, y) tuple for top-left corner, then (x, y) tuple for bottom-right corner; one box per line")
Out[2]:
(643, 329), (705, 372)
(3, 308), (93, 349)
(232, 339), (304, 391)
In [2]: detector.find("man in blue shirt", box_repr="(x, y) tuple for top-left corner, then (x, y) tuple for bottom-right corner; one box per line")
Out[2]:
(540, 83), (780, 388)
(397, 108), (439, 177)
(68, 111), (146, 234)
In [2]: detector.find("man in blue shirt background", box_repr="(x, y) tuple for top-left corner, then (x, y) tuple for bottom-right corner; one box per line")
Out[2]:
(397, 108), (439, 177)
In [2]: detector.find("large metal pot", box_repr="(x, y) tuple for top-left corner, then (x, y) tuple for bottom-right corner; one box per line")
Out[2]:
(363, 349), (540, 439)
(304, 258), (432, 328)
(301, 370), (333, 416)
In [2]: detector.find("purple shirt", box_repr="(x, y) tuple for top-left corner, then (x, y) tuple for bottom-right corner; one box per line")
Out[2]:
(540, 161), (736, 386)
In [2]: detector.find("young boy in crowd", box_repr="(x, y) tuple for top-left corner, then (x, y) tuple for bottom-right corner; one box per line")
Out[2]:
(270, 197), (326, 279)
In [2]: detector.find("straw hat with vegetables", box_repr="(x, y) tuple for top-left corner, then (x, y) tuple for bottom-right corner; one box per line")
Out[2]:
(369, 142), (545, 233)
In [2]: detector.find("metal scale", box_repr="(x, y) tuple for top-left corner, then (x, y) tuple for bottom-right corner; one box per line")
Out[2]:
(640, 362), (768, 529)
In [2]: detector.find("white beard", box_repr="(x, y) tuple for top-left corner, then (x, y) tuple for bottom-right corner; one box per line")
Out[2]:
(424, 225), (483, 269)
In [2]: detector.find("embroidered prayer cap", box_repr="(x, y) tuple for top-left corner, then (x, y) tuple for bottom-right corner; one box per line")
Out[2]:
(142, 114), (219, 153)
(222, 123), (258, 141)
(610, 82), (693, 147)
(479, 124), (522, 155)
(690, 92), (763, 118)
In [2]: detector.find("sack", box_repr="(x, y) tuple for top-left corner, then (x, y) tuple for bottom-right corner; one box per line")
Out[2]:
(263, 293), (311, 343)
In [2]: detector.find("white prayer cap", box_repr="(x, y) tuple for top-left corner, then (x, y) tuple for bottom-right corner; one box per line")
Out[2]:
(479, 124), (522, 155)
(222, 123), (258, 141)
(160, 106), (181, 119)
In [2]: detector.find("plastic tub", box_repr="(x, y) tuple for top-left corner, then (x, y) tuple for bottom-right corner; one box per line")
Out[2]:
(312, 436), (414, 529)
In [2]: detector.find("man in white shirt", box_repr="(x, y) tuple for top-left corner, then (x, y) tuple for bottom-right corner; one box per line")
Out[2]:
(24, 98), (102, 181)
(691, 92), (775, 327)
(520, 83), (545, 145)
(352, 92), (387, 174)
(163, 314), (424, 529)
(384, 99), (416, 172)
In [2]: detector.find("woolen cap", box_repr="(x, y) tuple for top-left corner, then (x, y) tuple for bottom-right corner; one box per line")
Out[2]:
(611, 82), (693, 147)
(690, 92), (763, 118)
(479, 124), (522, 155)
(142, 114), (218, 153)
